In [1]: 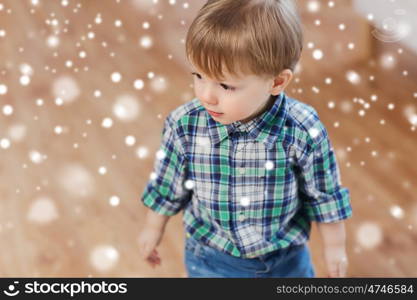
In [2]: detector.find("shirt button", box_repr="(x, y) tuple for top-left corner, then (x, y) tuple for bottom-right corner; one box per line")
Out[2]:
(238, 213), (246, 221)
(238, 167), (246, 174)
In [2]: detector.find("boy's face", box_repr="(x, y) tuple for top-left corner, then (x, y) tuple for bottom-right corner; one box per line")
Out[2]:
(190, 64), (278, 125)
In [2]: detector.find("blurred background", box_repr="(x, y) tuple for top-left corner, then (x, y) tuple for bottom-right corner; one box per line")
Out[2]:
(0, 0), (416, 277)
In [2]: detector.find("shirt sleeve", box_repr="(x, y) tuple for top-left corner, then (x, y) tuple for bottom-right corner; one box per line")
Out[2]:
(140, 114), (192, 216)
(296, 130), (353, 223)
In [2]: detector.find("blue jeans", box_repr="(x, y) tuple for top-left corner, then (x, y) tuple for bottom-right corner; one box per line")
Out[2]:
(184, 235), (316, 278)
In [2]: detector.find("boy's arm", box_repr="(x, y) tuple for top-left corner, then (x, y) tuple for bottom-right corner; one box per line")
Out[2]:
(295, 117), (352, 277)
(316, 220), (346, 247)
(144, 209), (170, 232)
(297, 130), (352, 224)
(138, 113), (191, 267)
(139, 209), (170, 267)
(316, 221), (348, 277)
(140, 113), (192, 217)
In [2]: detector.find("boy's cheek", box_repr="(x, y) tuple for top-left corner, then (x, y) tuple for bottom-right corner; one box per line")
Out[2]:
(227, 104), (249, 118)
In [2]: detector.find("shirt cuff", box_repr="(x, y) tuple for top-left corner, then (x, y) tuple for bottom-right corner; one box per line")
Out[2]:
(141, 184), (188, 216)
(303, 187), (353, 223)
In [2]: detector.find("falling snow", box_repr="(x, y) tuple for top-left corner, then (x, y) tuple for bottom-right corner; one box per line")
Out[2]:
(356, 222), (383, 250)
(125, 135), (136, 146)
(7, 124), (27, 142)
(184, 179), (195, 190)
(264, 161), (274, 170)
(113, 94), (141, 122)
(56, 164), (95, 197)
(156, 149), (166, 160)
(27, 196), (59, 224)
(0, 84), (7, 94)
(312, 49), (323, 60)
(0, 138), (11, 149)
(109, 196), (120, 207)
(90, 245), (119, 272)
(52, 76), (80, 104)
(2, 104), (13, 116)
(136, 146), (149, 159)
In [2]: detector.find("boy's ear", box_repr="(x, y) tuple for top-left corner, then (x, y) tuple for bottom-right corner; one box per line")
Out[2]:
(269, 69), (293, 96)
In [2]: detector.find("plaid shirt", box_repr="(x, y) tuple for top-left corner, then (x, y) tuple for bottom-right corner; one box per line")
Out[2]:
(141, 92), (352, 258)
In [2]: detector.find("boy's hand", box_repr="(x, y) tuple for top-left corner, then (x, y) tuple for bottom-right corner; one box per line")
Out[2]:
(138, 227), (164, 268)
(322, 245), (348, 277)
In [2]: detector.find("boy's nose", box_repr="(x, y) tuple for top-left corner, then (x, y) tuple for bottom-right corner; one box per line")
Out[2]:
(200, 88), (218, 106)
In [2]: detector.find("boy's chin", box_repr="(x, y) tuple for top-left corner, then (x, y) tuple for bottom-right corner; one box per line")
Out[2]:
(211, 115), (244, 125)
(214, 118), (233, 125)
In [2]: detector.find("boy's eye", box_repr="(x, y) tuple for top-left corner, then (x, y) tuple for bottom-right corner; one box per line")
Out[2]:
(220, 84), (235, 91)
(191, 72), (236, 91)
(191, 72), (202, 80)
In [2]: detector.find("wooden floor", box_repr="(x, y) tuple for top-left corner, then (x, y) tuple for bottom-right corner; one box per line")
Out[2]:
(0, 0), (416, 277)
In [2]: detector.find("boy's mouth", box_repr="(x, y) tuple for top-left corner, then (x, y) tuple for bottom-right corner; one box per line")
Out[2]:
(206, 109), (223, 117)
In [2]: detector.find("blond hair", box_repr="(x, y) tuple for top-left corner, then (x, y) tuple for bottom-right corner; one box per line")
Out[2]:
(185, 0), (303, 81)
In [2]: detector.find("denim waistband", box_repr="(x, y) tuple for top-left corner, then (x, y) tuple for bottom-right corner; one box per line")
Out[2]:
(185, 233), (304, 261)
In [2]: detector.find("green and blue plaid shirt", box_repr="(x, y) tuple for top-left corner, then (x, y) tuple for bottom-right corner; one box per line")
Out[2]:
(141, 92), (352, 258)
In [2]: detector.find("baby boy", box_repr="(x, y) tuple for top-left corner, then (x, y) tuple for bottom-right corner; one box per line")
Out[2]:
(139, 0), (352, 278)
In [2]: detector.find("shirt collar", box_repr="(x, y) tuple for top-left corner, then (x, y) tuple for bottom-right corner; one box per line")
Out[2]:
(206, 92), (288, 149)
